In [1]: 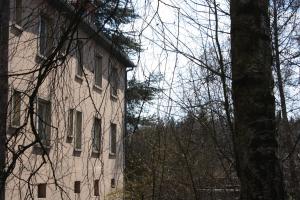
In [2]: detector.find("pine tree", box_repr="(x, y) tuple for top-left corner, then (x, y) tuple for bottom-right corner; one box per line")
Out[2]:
(95, 0), (141, 54)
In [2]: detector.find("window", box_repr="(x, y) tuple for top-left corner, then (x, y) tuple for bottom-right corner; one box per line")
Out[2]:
(110, 64), (118, 97)
(94, 54), (102, 87)
(39, 16), (53, 57)
(11, 90), (21, 127)
(94, 180), (99, 196)
(92, 117), (101, 153)
(74, 110), (82, 150)
(74, 181), (81, 193)
(110, 123), (116, 155)
(57, 25), (67, 55)
(76, 41), (84, 77)
(15, 0), (22, 26)
(67, 109), (75, 138)
(111, 178), (115, 188)
(36, 99), (51, 146)
(37, 183), (46, 198)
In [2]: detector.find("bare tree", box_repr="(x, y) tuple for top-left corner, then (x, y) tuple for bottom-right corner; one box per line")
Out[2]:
(0, 0), (10, 199)
(271, 0), (300, 198)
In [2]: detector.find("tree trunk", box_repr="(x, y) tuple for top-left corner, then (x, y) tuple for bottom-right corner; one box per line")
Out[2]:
(0, 0), (9, 199)
(230, 0), (286, 199)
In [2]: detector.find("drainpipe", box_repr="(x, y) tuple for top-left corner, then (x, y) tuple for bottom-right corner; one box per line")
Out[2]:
(123, 66), (134, 200)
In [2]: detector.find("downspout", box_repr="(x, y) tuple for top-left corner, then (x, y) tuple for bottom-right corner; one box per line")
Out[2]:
(123, 66), (134, 200)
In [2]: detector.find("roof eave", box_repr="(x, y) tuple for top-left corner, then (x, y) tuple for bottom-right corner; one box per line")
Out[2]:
(47, 0), (136, 68)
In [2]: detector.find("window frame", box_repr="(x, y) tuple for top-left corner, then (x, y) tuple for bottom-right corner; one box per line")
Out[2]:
(38, 15), (53, 58)
(109, 60), (118, 98)
(109, 123), (117, 156)
(35, 98), (51, 147)
(74, 181), (81, 194)
(37, 183), (47, 198)
(92, 117), (101, 153)
(74, 110), (83, 151)
(111, 178), (116, 188)
(15, 0), (22, 26)
(10, 89), (22, 128)
(67, 108), (75, 139)
(58, 25), (67, 52)
(94, 53), (103, 88)
(94, 179), (100, 196)
(75, 40), (84, 77)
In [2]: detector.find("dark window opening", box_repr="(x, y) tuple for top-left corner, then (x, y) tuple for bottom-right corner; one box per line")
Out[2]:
(74, 181), (81, 193)
(94, 179), (99, 196)
(37, 183), (46, 198)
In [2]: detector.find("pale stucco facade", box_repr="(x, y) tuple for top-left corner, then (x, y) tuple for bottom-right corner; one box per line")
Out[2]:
(5, 0), (132, 199)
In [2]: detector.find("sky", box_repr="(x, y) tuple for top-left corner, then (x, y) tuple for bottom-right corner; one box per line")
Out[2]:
(126, 0), (300, 120)
(126, 0), (231, 120)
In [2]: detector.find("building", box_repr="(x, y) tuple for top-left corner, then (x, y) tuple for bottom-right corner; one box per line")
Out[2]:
(4, 0), (134, 199)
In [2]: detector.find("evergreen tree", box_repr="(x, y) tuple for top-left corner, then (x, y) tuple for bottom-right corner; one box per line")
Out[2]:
(95, 0), (141, 54)
(126, 75), (162, 134)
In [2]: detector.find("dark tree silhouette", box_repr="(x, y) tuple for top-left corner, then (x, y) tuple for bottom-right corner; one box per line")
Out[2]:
(231, 0), (286, 199)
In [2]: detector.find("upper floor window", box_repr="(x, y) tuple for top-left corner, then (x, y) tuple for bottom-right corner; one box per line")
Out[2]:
(57, 25), (67, 55)
(74, 110), (82, 151)
(92, 117), (101, 153)
(94, 54), (102, 87)
(10, 89), (22, 127)
(36, 98), (51, 147)
(38, 16), (53, 57)
(68, 109), (83, 151)
(15, 0), (22, 26)
(67, 108), (75, 139)
(76, 41), (84, 77)
(110, 123), (117, 155)
(109, 61), (118, 97)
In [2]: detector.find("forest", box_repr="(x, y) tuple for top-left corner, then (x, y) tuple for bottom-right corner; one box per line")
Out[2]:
(0, 0), (299, 200)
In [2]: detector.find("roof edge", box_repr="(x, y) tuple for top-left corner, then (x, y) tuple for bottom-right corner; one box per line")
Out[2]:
(47, 0), (136, 68)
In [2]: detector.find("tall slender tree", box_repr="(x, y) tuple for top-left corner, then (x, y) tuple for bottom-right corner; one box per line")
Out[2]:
(230, 0), (286, 199)
(271, 0), (300, 198)
(0, 0), (9, 199)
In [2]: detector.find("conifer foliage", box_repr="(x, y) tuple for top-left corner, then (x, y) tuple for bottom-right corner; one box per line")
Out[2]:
(95, 0), (141, 54)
